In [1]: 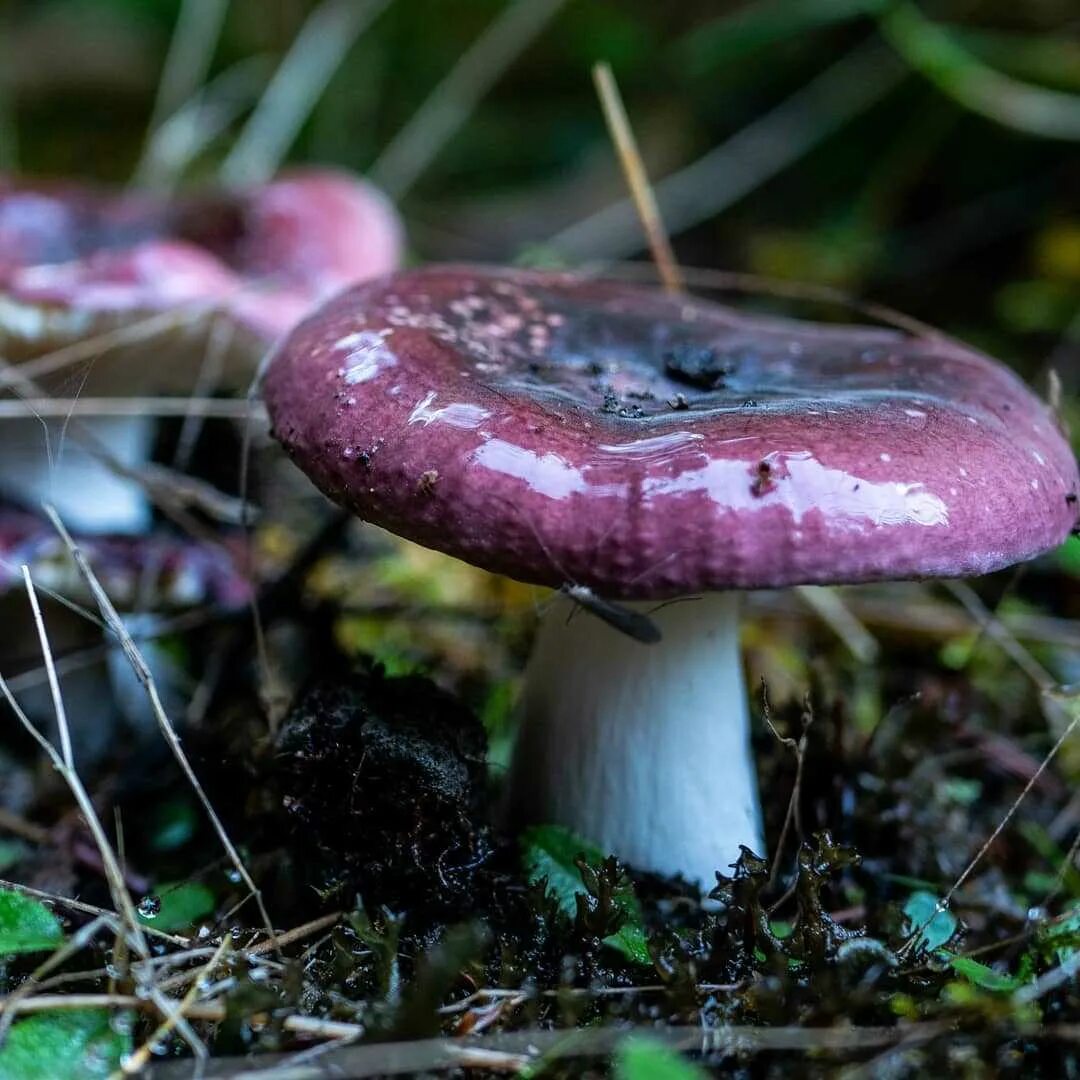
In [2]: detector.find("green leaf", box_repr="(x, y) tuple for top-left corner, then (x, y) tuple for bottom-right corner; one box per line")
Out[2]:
(902, 891), (957, 953)
(677, 0), (887, 74)
(948, 955), (1023, 992)
(0, 1009), (132, 1079)
(0, 889), (63, 956)
(1018, 820), (1080, 897)
(0, 841), (28, 874)
(137, 881), (214, 932)
(607, 919), (652, 968)
(616, 1037), (709, 1080)
(1064, 534), (1080, 579)
(1037, 906), (1080, 964)
(521, 825), (651, 965)
(147, 798), (197, 853)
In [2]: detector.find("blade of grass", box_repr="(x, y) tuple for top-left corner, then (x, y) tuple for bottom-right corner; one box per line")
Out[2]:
(880, 2), (1080, 141)
(134, 56), (271, 191)
(220, 0), (391, 187)
(142, 0), (230, 150)
(370, 0), (570, 199)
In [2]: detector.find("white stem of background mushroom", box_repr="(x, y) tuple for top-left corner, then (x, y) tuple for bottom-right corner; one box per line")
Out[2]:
(0, 416), (153, 534)
(509, 591), (763, 890)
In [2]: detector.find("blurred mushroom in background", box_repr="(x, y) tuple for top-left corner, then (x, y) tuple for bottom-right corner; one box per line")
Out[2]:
(0, 168), (403, 757)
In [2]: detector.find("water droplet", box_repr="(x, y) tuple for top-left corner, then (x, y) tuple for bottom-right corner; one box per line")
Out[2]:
(137, 895), (161, 919)
(110, 1012), (134, 1036)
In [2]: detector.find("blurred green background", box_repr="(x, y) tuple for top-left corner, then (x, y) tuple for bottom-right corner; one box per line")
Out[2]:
(1, 0), (1077, 380)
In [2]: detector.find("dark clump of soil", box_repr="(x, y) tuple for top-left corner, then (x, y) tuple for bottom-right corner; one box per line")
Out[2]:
(272, 665), (492, 912)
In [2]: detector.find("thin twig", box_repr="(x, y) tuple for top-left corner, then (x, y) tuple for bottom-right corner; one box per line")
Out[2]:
(761, 684), (812, 897)
(591, 62), (682, 293)
(0, 397), (263, 420)
(943, 580), (1056, 692)
(154, 912), (342, 995)
(550, 42), (902, 260)
(118, 938), (231, 1077)
(174, 316), (235, 472)
(21, 567), (74, 771)
(596, 261), (940, 338)
(239, 346), (280, 730)
(0, 879), (188, 946)
(0, 590), (149, 960)
(899, 698), (1080, 959)
(0, 308), (214, 388)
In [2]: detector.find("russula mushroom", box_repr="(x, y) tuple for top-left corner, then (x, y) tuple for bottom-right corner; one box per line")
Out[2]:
(0, 168), (402, 533)
(263, 264), (1080, 888)
(0, 504), (251, 760)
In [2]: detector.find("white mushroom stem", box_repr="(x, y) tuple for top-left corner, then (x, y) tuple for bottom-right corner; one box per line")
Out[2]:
(509, 590), (763, 890)
(0, 416), (153, 534)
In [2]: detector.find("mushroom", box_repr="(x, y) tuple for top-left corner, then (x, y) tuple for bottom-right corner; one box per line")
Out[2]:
(0, 168), (402, 533)
(262, 264), (1080, 888)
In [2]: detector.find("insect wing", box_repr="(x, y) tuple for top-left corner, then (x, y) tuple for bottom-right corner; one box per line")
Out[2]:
(565, 585), (662, 644)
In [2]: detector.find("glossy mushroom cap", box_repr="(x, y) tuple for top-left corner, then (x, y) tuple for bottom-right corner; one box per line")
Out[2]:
(264, 265), (1080, 599)
(0, 169), (403, 383)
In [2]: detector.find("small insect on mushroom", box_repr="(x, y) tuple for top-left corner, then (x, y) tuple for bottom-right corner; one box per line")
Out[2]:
(417, 469), (439, 495)
(491, 493), (663, 645)
(559, 584), (662, 645)
(750, 459), (776, 497)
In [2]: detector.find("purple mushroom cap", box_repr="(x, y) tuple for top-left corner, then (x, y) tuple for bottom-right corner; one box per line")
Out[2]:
(0, 168), (403, 357)
(264, 265), (1080, 599)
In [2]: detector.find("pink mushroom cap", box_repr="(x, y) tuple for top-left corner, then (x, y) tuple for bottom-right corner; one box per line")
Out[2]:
(264, 265), (1080, 599)
(0, 168), (403, 351)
